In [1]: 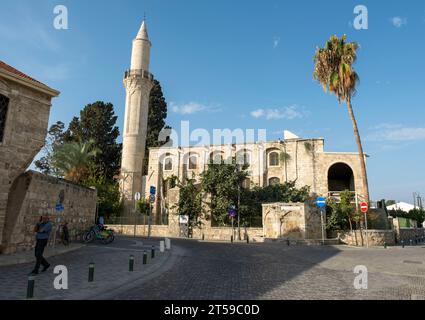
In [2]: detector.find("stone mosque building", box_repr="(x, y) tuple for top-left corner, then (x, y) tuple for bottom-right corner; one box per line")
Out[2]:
(119, 21), (367, 227)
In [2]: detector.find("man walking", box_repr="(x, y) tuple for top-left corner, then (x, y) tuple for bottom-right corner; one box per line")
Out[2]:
(29, 214), (52, 275)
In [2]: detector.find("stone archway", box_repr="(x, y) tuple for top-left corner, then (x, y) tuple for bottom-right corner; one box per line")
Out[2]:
(327, 162), (355, 192)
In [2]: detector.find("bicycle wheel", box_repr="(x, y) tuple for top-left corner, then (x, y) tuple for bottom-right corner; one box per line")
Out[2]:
(83, 230), (95, 243)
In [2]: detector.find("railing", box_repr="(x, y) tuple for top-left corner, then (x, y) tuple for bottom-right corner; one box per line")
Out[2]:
(327, 191), (377, 208)
(124, 69), (154, 81)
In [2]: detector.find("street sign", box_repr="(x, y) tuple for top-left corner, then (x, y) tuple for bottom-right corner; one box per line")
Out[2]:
(228, 209), (237, 218)
(55, 203), (64, 212)
(360, 202), (368, 213)
(150, 186), (156, 195)
(134, 192), (141, 201)
(316, 197), (326, 208)
(149, 194), (155, 203)
(179, 215), (189, 224)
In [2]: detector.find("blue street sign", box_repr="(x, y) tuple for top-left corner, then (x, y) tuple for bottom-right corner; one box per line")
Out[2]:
(228, 209), (237, 218)
(55, 203), (64, 212)
(316, 197), (326, 208)
(150, 186), (156, 195)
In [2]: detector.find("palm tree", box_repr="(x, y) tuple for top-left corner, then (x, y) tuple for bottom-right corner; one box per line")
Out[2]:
(314, 35), (369, 202)
(52, 140), (100, 184)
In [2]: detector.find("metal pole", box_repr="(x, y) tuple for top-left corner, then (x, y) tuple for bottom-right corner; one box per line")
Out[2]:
(364, 210), (369, 248)
(133, 198), (137, 239)
(237, 182), (241, 241)
(320, 207), (325, 245)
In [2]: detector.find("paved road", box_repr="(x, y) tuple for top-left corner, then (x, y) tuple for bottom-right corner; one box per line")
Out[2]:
(0, 237), (170, 300)
(109, 240), (425, 300)
(1, 237), (425, 300)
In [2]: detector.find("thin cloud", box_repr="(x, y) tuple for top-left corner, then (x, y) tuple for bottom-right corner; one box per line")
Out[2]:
(250, 105), (305, 120)
(273, 36), (280, 49)
(390, 17), (407, 28)
(171, 102), (221, 115)
(366, 124), (425, 142)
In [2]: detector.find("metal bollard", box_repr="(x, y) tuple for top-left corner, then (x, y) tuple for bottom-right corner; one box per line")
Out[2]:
(143, 251), (147, 264)
(246, 235), (249, 244)
(160, 241), (165, 253)
(287, 239), (290, 246)
(401, 240), (404, 248)
(410, 239), (413, 246)
(384, 242), (387, 249)
(88, 262), (95, 282)
(231, 235), (233, 243)
(202, 234), (205, 241)
(27, 275), (35, 299)
(151, 245), (155, 259)
(165, 238), (171, 250)
(129, 255), (134, 272)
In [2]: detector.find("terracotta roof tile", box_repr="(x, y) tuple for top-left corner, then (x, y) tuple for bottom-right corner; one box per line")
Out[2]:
(0, 60), (46, 86)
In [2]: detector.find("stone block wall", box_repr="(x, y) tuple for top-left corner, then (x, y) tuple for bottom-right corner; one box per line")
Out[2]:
(1, 171), (97, 254)
(338, 230), (395, 246)
(262, 202), (322, 240)
(0, 70), (58, 248)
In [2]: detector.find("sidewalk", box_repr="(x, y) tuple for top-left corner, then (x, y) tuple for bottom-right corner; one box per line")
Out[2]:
(0, 243), (85, 267)
(0, 238), (175, 300)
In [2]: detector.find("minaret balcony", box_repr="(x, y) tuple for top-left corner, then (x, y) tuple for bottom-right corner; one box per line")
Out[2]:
(124, 69), (154, 81)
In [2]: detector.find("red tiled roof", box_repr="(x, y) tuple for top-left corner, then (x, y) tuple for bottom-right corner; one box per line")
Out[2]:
(0, 60), (46, 86)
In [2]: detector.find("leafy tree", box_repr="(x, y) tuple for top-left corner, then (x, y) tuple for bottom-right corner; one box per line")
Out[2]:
(326, 189), (361, 232)
(385, 200), (397, 206)
(200, 159), (248, 226)
(176, 178), (203, 229)
(35, 121), (65, 175)
(84, 175), (123, 219)
(63, 101), (121, 181)
(51, 140), (100, 184)
(136, 198), (151, 216)
(143, 80), (170, 175)
(314, 35), (370, 201)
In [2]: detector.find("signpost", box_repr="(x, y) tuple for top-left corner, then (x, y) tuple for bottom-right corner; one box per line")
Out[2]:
(147, 186), (156, 238)
(133, 192), (141, 238)
(316, 197), (326, 245)
(360, 202), (369, 248)
(229, 205), (236, 241)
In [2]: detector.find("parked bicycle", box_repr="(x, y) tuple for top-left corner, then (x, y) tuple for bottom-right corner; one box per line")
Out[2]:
(83, 224), (115, 244)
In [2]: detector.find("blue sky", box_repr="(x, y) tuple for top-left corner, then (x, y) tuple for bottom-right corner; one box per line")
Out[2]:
(1, 0), (424, 202)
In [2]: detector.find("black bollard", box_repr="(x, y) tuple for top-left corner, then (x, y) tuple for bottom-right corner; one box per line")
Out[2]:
(129, 255), (134, 272)
(401, 240), (404, 248)
(231, 235), (233, 243)
(202, 234), (205, 241)
(151, 246), (155, 259)
(384, 242), (387, 249)
(410, 239), (413, 246)
(246, 235), (249, 244)
(26, 275), (35, 299)
(88, 262), (95, 282)
(143, 251), (147, 264)
(287, 239), (290, 246)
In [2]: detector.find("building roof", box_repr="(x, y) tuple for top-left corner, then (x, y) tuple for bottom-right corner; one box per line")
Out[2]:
(136, 21), (149, 41)
(0, 60), (60, 97)
(387, 202), (415, 212)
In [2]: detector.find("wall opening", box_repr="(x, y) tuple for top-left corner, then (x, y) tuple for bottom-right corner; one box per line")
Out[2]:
(327, 163), (355, 192)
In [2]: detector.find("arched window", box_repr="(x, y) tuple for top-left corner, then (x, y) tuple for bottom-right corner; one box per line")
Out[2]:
(188, 155), (197, 170)
(0, 93), (10, 143)
(164, 157), (173, 171)
(269, 152), (279, 167)
(210, 152), (224, 164)
(268, 177), (280, 186)
(236, 151), (250, 168)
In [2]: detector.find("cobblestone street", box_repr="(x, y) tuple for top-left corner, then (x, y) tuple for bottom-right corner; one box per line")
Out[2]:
(108, 239), (425, 300)
(1, 237), (425, 300)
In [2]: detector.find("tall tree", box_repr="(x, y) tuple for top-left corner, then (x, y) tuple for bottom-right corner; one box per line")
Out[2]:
(314, 35), (369, 202)
(35, 121), (65, 175)
(143, 80), (170, 175)
(51, 140), (100, 184)
(63, 101), (121, 181)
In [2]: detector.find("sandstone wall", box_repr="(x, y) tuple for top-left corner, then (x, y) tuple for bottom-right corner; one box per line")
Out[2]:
(0, 77), (55, 248)
(338, 230), (395, 246)
(262, 202), (322, 240)
(1, 171), (97, 254)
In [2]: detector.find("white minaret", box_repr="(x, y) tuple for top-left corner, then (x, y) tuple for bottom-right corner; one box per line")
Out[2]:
(121, 20), (154, 208)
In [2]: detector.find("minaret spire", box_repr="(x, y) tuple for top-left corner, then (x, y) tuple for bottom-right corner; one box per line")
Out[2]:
(121, 19), (155, 213)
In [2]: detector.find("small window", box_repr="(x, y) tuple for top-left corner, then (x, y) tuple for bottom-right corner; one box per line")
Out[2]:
(0, 94), (10, 143)
(269, 177), (280, 186)
(189, 156), (197, 170)
(269, 152), (279, 167)
(236, 151), (250, 168)
(164, 157), (173, 171)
